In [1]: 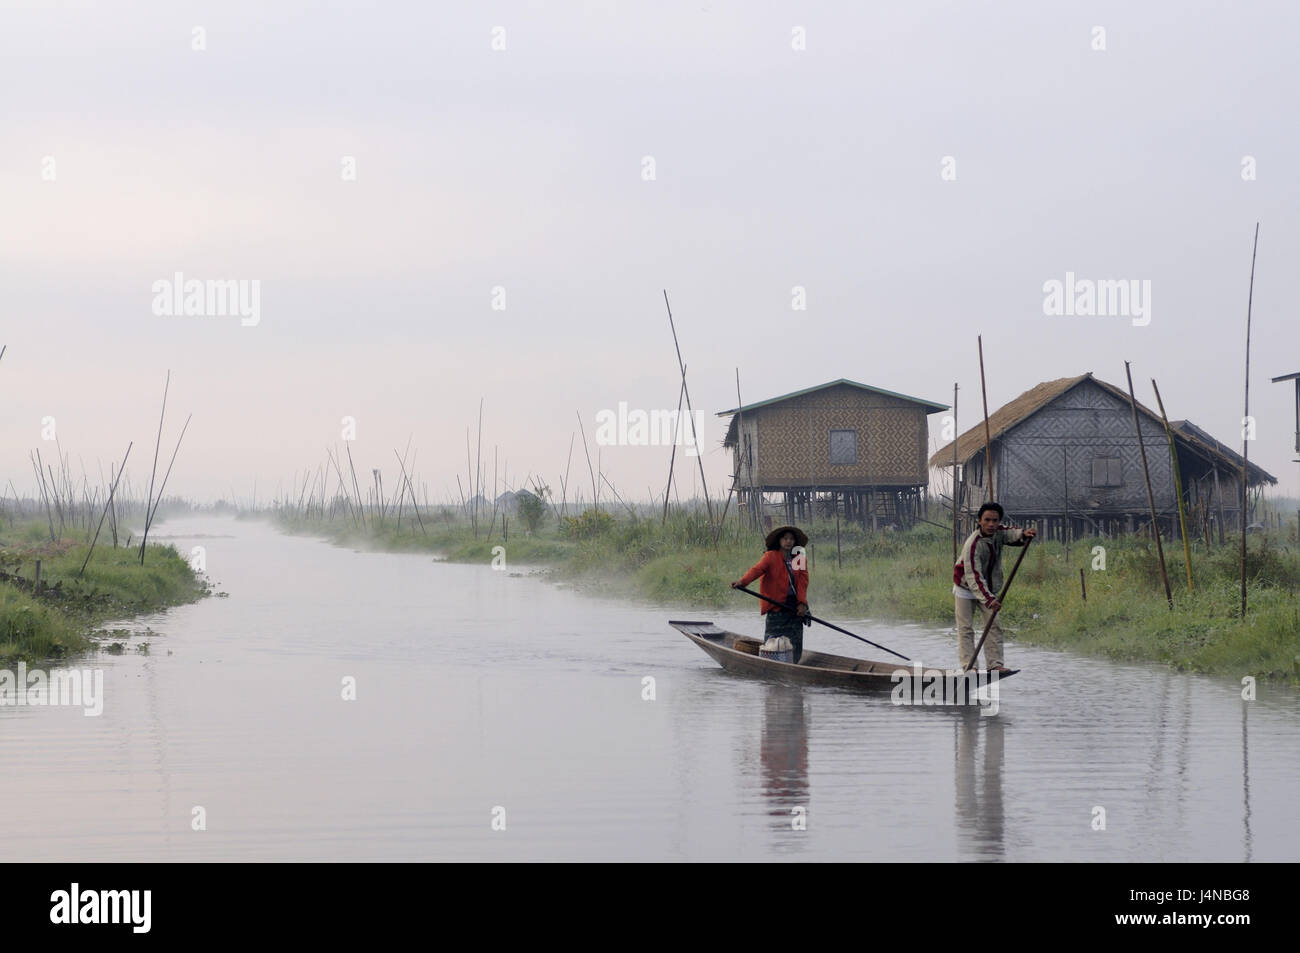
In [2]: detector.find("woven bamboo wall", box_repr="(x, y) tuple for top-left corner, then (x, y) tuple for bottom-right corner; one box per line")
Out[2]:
(998, 378), (1172, 513)
(750, 384), (928, 486)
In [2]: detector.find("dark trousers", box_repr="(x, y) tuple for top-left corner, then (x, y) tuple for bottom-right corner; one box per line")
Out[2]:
(765, 609), (805, 663)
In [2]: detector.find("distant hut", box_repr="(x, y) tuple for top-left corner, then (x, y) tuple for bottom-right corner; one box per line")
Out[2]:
(929, 373), (1277, 539)
(718, 379), (948, 529)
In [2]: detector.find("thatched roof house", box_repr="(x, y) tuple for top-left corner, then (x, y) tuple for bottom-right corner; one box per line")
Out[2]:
(929, 373), (1275, 537)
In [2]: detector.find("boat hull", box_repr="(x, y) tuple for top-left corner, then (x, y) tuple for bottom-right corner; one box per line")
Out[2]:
(670, 620), (1016, 692)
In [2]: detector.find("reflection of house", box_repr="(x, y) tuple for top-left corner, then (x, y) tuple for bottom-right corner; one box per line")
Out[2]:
(929, 373), (1277, 538)
(718, 379), (948, 529)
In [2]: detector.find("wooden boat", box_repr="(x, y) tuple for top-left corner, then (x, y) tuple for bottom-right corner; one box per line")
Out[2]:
(670, 620), (1017, 692)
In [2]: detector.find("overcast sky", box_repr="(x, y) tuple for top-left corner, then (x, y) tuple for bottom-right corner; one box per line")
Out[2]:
(3, 0), (1298, 505)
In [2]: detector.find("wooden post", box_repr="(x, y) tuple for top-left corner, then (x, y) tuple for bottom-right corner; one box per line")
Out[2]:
(1151, 379), (1194, 593)
(1125, 361), (1173, 609)
(1079, 567), (1086, 602)
(34, 559), (41, 595)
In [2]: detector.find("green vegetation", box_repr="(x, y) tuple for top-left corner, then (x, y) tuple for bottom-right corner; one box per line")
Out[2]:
(277, 505), (1300, 683)
(0, 521), (208, 663)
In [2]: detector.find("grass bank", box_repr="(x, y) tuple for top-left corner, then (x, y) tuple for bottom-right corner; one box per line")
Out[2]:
(0, 520), (209, 663)
(276, 507), (1300, 683)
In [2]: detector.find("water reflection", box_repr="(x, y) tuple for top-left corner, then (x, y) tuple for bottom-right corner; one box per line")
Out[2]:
(954, 709), (1004, 860)
(1242, 700), (1252, 863)
(759, 684), (809, 846)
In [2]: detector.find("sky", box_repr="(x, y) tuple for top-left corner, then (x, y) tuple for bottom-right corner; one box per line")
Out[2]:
(3, 0), (1298, 506)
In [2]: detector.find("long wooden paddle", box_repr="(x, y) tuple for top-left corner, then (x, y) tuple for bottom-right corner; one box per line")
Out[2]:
(964, 535), (1034, 672)
(734, 584), (911, 662)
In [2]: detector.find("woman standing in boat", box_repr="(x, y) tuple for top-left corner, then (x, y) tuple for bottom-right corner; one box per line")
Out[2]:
(731, 525), (811, 663)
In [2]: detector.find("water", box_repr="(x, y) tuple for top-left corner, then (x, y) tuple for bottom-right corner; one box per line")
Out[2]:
(2, 516), (1296, 861)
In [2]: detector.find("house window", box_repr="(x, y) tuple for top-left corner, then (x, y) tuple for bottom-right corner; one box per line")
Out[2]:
(1091, 456), (1124, 487)
(829, 429), (857, 465)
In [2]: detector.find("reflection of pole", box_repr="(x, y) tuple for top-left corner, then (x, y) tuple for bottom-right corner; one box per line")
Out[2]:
(1242, 700), (1253, 863)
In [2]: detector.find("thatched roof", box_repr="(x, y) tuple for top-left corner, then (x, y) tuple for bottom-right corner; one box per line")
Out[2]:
(928, 372), (1277, 485)
(928, 374), (1090, 467)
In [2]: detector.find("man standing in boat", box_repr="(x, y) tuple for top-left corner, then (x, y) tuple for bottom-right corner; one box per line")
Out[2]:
(730, 525), (811, 663)
(953, 503), (1035, 673)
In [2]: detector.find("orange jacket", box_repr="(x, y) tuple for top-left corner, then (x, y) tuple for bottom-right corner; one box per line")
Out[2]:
(740, 550), (809, 614)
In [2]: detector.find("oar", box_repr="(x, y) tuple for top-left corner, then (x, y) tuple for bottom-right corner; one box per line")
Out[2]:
(733, 585), (911, 662)
(964, 536), (1034, 672)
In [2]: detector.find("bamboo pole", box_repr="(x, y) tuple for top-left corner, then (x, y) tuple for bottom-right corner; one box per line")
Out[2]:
(345, 443), (366, 529)
(475, 399), (484, 537)
(952, 382), (960, 560)
(576, 411), (599, 514)
(1151, 378), (1193, 593)
(139, 371), (170, 563)
(978, 336), (995, 501)
(1062, 445), (1070, 564)
(661, 372), (687, 525)
(663, 291), (714, 536)
(33, 452), (55, 540)
(80, 443), (133, 576)
(1240, 223), (1259, 617)
(736, 368), (753, 530)
(141, 414), (192, 558)
(394, 449), (427, 535)
(560, 432), (574, 520)
(1124, 361), (1173, 609)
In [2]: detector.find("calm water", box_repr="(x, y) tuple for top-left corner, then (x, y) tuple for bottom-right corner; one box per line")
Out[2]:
(2, 515), (1296, 861)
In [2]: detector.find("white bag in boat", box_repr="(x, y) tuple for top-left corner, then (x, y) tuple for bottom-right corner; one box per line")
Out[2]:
(759, 636), (795, 662)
